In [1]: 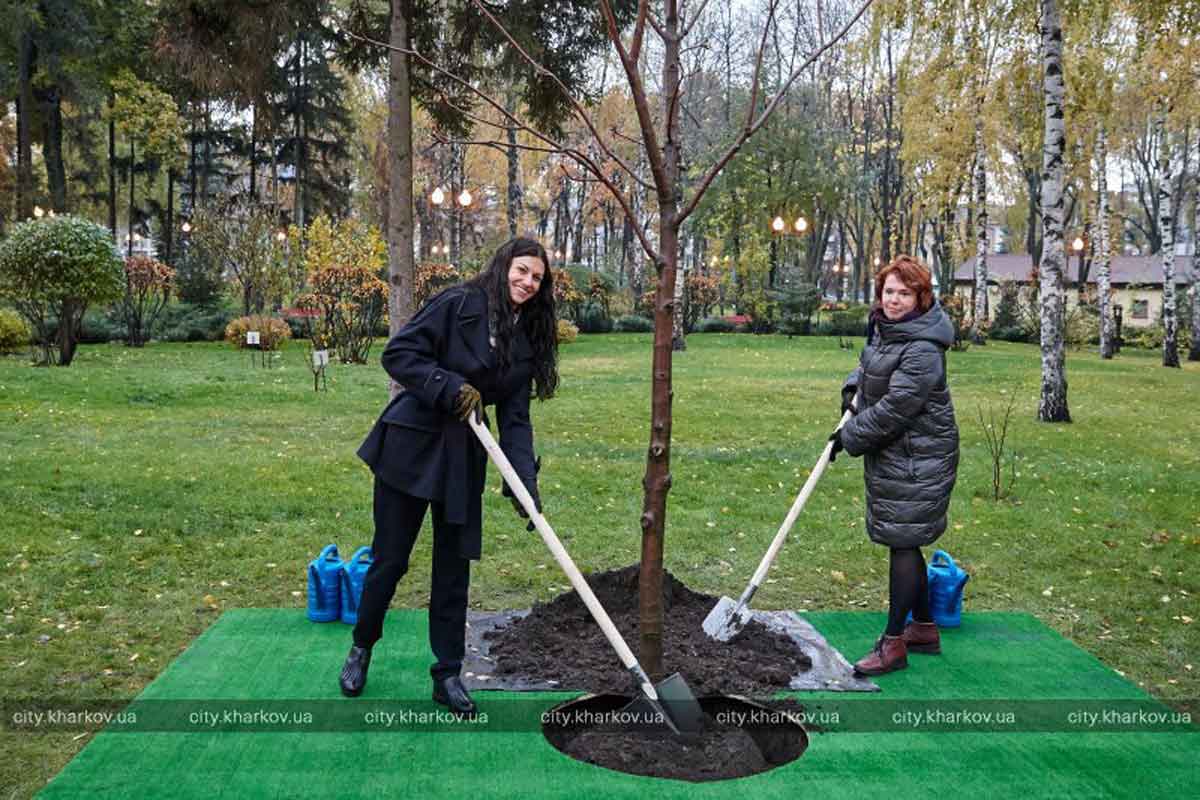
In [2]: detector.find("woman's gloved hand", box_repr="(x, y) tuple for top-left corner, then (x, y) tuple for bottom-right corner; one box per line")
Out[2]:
(841, 387), (858, 417)
(828, 429), (845, 462)
(453, 383), (481, 421)
(509, 494), (541, 532)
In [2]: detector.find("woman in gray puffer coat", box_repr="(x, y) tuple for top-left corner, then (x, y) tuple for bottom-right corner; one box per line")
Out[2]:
(829, 255), (959, 676)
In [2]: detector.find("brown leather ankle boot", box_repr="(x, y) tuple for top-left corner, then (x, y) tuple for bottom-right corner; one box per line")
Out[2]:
(853, 634), (908, 676)
(902, 621), (941, 654)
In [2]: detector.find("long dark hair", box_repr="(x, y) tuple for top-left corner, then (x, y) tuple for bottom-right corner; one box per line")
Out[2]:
(465, 237), (559, 400)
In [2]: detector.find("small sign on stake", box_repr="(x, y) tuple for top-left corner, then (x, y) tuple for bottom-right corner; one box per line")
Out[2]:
(313, 349), (330, 368)
(246, 331), (261, 346)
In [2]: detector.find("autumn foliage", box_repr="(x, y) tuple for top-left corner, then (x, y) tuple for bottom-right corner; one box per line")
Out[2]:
(121, 255), (174, 347)
(294, 216), (388, 364)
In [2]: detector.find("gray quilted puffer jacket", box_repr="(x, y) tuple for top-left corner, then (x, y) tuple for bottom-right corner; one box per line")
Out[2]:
(840, 303), (959, 548)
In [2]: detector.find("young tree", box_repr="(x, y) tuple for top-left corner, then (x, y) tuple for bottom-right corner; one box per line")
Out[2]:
(398, 0), (874, 675)
(120, 255), (174, 347)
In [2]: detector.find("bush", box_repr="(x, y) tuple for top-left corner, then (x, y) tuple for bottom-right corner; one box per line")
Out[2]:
(224, 315), (292, 350)
(990, 325), (1032, 343)
(77, 306), (124, 344)
(830, 309), (868, 337)
(0, 308), (31, 352)
(576, 302), (613, 333)
(696, 316), (735, 333)
(0, 214), (124, 365)
(159, 301), (237, 342)
(613, 314), (653, 333)
(556, 319), (579, 344)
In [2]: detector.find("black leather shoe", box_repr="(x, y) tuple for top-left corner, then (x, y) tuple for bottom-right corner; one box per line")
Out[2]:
(339, 645), (372, 697)
(432, 675), (477, 718)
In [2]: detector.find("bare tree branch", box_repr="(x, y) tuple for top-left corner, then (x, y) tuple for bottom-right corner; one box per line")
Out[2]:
(468, 0), (648, 191)
(630, 0), (649, 65)
(681, 0), (715, 40)
(677, 0), (875, 226)
(599, 0), (670, 196)
(342, 26), (658, 259)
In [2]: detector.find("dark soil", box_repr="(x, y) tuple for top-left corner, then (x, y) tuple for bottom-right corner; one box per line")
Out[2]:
(543, 695), (808, 782)
(484, 564), (812, 697)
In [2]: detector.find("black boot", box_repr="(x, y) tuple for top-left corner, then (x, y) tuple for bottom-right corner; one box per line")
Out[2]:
(339, 645), (372, 697)
(432, 675), (477, 718)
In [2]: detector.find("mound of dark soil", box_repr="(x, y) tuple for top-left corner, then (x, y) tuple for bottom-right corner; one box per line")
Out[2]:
(484, 565), (811, 696)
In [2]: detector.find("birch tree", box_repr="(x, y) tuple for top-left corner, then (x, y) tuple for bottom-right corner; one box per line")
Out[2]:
(1096, 126), (1115, 358)
(1037, 0), (1069, 422)
(1154, 105), (1180, 367)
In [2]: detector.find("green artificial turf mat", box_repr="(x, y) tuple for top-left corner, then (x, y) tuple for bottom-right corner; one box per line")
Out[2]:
(36, 610), (1198, 799)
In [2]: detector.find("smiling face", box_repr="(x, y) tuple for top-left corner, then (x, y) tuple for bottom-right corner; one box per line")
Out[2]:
(507, 255), (546, 308)
(881, 273), (918, 320)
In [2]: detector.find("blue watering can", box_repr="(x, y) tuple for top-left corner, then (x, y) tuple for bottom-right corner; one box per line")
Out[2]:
(927, 549), (969, 628)
(306, 544), (344, 623)
(339, 546), (373, 626)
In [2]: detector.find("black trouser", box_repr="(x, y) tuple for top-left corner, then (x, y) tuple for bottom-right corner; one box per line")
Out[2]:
(886, 547), (931, 636)
(352, 478), (471, 682)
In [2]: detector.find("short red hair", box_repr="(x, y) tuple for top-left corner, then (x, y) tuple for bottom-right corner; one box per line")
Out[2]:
(874, 255), (934, 313)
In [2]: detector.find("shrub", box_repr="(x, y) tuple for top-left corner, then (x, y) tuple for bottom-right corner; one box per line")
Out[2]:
(295, 216), (389, 364)
(159, 301), (237, 342)
(77, 306), (124, 344)
(415, 261), (461, 309)
(576, 302), (613, 333)
(0, 308), (31, 352)
(556, 319), (579, 344)
(696, 316), (735, 333)
(224, 315), (292, 350)
(613, 314), (653, 333)
(830, 309), (868, 337)
(120, 255), (175, 346)
(0, 215), (124, 365)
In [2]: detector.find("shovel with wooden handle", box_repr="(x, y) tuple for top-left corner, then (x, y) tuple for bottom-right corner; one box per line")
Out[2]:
(703, 406), (855, 642)
(467, 412), (703, 735)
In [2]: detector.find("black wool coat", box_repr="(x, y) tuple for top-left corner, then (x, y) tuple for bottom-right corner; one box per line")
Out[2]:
(356, 285), (540, 560)
(840, 303), (959, 548)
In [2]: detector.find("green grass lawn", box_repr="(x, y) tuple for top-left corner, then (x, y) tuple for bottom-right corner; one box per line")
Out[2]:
(1, 333), (1197, 798)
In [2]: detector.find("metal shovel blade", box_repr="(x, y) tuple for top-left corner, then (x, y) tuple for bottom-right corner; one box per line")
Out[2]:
(621, 672), (704, 735)
(702, 595), (754, 642)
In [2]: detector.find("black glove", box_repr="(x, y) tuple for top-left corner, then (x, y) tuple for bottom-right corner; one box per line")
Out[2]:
(828, 429), (845, 462)
(508, 493), (541, 531)
(841, 387), (858, 417)
(453, 383), (481, 421)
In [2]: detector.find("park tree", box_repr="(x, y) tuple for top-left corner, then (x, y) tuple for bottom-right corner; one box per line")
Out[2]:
(105, 70), (187, 257)
(1037, 0), (1070, 421)
(0, 215), (124, 366)
(189, 202), (296, 316)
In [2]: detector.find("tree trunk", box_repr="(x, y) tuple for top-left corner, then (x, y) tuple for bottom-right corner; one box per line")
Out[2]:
(109, 93), (118, 240)
(505, 88), (522, 237)
(971, 117), (988, 344)
(1037, 0), (1070, 422)
(128, 139), (136, 259)
(1156, 110), (1180, 368)
(639, 0), (684, 681)
(38, 85), (66, 211)
(16, 28), (35, 221)
(672, 260), (686, 351)
(249, 102), (258, 200)
(387, 0), (416, 399)
(1191, 135), (1200, 362)
(1096, 124), (1114, 359)
(165, 170), (176, 266)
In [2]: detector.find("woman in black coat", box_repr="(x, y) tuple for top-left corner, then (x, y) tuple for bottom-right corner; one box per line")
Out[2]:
(829, 255), (959, 676)
(339, 237), (558, 715)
